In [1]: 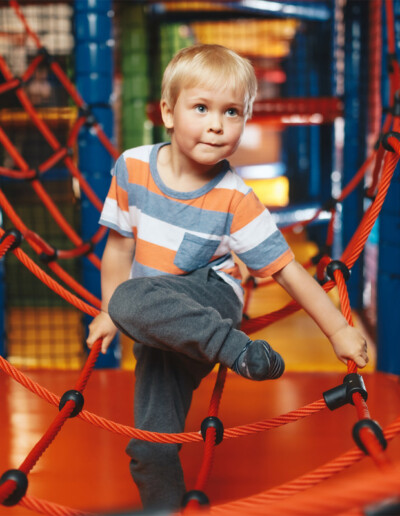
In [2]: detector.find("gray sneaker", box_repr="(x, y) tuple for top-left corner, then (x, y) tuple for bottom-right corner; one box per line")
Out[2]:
(232, 340), (285, 381)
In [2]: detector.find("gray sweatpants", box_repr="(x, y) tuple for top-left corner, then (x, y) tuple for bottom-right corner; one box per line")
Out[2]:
(108, 267), (249, 510)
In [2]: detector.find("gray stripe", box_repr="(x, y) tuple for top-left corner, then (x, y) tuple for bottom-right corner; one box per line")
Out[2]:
(236, 230), (290, 270)
(99, 219), (133, 238)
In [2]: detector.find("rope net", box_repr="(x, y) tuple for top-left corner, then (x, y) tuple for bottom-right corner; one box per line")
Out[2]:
(0, 0), (399, 514)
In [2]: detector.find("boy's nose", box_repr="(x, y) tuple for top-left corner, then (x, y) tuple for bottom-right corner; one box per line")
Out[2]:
(208, 114), (223, 133)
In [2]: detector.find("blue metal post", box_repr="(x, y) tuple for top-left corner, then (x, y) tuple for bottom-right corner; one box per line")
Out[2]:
(341, 0), (369, 308)
(75, 0), (119, 367)
(377, 0), (400, 374)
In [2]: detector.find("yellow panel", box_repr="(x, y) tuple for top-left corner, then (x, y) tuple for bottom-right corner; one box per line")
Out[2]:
(192, 19), (299, 58)
(7, 307), (85, 369)
(244, 176), (289, 207)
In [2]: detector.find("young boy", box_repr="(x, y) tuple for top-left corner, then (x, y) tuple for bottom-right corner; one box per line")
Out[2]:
(86, 44), (368, 511)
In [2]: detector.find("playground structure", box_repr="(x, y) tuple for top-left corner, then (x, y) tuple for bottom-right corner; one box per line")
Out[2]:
(0, 0), (400, 514)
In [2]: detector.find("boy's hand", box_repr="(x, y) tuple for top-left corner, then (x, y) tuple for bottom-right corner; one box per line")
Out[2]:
(328, 325), (369, 368)
(87, 311), (118, 354)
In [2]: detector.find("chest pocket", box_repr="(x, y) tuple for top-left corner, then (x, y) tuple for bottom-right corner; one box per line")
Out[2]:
(174, 233), (220, 272)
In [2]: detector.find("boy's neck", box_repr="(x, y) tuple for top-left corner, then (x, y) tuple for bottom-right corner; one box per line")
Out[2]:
(157, 143), (223, 193)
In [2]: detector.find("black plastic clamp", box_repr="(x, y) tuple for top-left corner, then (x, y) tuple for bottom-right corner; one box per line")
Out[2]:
(181, 490), (210, 507)
(59, 390), (84, 418)
(325, 260), (351, 282)
(352, 418), (387, 455)
(79, 105), (97, 127)
(323, 373), (367, 411)
(364, 497), (400, 515)
(244, 275), (257, 290)
(364, 186), (376, 201)
(0, 469), (28, 506)
(83, 240), (95, 256)
(65, 146), (74, 158)
(0, 229), (23, 252)
(322, 197), (338, 212)
(311, 249), (329, 266)
(38, 46), (53, 63)
(381, 131), (400, 152)
(39, 249), (58, 264)
(201, 416), (224, 445)
(27, 167), (41, 182)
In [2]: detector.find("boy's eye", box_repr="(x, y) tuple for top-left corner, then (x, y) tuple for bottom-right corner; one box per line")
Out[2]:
(195, 105), (207, 113)
(226, 107), (238, 117)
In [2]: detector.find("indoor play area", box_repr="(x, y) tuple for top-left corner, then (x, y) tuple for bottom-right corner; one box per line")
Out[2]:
(0, 0), (400, 514)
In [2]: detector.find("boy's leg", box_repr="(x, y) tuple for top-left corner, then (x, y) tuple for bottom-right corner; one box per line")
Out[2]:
(108, 267), (247, 367)
(109, 267), (284, 380)
(126, 343), (213, 510)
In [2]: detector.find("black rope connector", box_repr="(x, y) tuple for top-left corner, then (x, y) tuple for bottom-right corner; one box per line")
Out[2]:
(310, 246), (331, 266)
(0, 469), (28, 506)
(201, 416), (224, 445)
(323, 373), (367, 411)
(364, 186), (376, 201)
(38, 46), (53, 63)
(13, 76), (24, 91)
(381, 131), (400, 152)
(27, 167), (41, 182)
(364, 497), (400, 515)
(325, 260), (351, 282)
(352, 418), (387, 455)
(245, 275), (257, 289)
(65, 146), (74, 158)
(387, 52), (398, 74)
(181, 490), (210, 508)
(344, 373), (368, 404)
(84, 240), (95, 256)
(0, 229), (23, 252)
(59, 390), (84, 418)
(39, 249), (58, 264)
(79, 105), (97, 127)
(322, 197), (338, 212)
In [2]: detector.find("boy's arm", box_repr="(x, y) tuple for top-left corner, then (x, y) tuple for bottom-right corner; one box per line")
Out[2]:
(86, 229), (135, 354)
(272, 260), (368, 368)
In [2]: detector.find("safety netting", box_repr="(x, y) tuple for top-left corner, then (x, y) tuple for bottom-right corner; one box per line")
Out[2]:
(0, 0), (400, 515)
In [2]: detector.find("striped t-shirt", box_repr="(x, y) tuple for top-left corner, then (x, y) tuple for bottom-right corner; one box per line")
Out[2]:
(99, 143), (294, 302)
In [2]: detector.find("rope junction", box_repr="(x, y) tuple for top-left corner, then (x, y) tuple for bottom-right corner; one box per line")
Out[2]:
(0, 0), (399, 514)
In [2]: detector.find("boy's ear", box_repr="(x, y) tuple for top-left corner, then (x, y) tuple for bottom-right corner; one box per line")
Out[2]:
(160, 99), (174, 130)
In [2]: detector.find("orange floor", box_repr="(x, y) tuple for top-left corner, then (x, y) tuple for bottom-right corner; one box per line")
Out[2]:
(1, 238), (399, 515)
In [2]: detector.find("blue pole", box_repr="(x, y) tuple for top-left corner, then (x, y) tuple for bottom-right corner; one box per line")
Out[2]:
(74, 0), (119, 367)
(377, 0), (400, 374)
(341, 0), (369, 308)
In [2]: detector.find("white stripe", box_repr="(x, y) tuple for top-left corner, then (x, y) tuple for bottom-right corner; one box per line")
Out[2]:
(133, 210), (222, 250)
(101, 198), (132, 234)
(230, 210), (278, 254)
(214, 169), (250, 195)
(123, 145), (152, 163)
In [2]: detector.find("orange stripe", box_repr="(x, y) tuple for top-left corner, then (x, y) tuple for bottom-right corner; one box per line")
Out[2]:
(220, 264), (242, 280)
(230, 190), (266, 233)
(248, 249), (294, 278)
(135, 239), (185, 274)
(107, 177), (129, 212)
(125, 157), (162, 195)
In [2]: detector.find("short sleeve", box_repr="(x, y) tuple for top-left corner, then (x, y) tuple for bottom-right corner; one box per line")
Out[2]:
(229, 190), (294, 277)
(99, 155), (134, 238)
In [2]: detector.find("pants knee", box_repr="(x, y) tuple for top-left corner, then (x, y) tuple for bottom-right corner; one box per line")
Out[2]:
(108, 277), (150, 331)
(126, 438), (180, 469)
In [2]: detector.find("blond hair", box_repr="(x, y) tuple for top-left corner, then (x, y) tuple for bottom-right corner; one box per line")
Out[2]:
(161, 44), (257, 118)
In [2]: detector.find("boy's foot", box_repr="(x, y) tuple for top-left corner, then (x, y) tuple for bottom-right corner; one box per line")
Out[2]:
(232, 339), (285, 381)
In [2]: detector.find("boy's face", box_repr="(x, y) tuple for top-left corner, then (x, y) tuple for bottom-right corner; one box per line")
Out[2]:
(161, 84), (247, 171)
